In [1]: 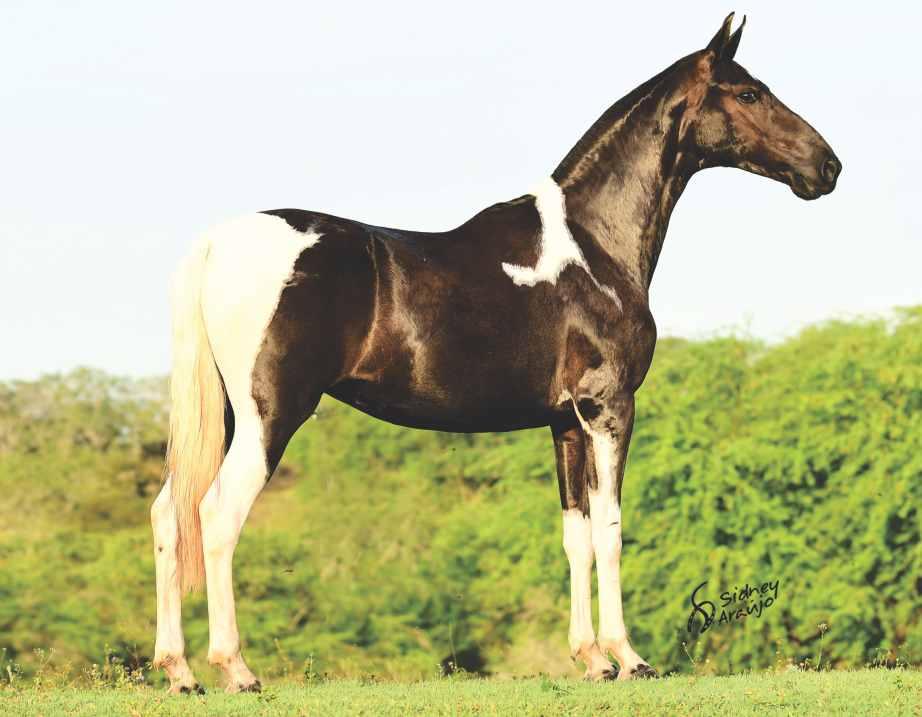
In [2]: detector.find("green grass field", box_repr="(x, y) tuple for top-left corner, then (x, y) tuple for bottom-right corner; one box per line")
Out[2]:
(3, 670), (921, 716)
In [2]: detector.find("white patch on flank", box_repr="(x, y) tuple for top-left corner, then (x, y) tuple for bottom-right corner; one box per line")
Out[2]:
(200, 213), (321, 425)
(502, 176), (622, 308)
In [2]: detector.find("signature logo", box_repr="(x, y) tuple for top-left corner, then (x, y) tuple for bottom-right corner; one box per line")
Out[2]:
(687, 578), (780, 634)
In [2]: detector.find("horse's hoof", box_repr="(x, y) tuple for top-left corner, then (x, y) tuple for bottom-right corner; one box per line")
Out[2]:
(233, 680), (262, 693)
(170, 682), (204, 695)
(585, 667), (618, 682)
(628, 664), (658, 679)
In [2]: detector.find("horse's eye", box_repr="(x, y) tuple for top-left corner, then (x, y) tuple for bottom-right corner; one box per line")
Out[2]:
(737, 90), (759, 104)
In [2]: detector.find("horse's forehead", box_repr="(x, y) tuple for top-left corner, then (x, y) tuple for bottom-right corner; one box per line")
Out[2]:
(712, 60), (759, 87)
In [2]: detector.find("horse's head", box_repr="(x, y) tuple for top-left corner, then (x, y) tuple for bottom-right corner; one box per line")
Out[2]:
(681, 13), (841, 200)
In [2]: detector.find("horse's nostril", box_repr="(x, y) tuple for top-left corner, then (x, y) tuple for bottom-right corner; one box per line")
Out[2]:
(821, 156), (841, 184)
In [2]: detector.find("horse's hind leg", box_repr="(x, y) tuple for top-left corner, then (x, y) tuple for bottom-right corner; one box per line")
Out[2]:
(196, 212), (330, 691)
(198, 411), (267, 692)
(195, 210), (355, 691)
(151, 476), (202, 693)
(199, 372), (321, 693)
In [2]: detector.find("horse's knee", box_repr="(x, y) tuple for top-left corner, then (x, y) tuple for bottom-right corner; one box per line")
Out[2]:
(562, 510), (594, 564)
(594, 531), (622, 565)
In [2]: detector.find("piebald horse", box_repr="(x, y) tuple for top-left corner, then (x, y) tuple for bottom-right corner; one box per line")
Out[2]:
(152, 13), (840, 692)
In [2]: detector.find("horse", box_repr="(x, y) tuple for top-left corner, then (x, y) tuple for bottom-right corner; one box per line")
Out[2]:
(151, 12), (840, 692)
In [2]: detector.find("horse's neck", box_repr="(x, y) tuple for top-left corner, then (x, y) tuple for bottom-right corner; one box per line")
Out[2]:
(553, 77), (696, 292)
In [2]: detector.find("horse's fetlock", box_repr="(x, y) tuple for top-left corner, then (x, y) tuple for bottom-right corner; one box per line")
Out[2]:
(570, 640), (597, 661)
(207, 648), (240, 667)
(152, 653), (174, 669)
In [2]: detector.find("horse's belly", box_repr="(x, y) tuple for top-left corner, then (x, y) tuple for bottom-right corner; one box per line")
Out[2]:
(326, 378), (555, 432)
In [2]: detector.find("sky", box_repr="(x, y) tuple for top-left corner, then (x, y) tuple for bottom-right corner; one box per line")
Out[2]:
(1, 1), (919, 380)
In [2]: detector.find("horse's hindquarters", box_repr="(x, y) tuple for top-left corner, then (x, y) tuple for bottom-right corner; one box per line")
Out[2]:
(203, 213), (378, 468)
(200, 214), (316, 408)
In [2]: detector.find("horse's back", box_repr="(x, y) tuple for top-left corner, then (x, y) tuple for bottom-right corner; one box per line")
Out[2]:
(193, 198), (563, 442)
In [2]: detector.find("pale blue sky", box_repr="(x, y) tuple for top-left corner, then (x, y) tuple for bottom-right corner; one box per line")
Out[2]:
(1, 1), (919, 379)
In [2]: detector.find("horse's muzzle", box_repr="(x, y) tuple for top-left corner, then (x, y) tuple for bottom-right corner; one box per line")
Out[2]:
(792, 152), (841, 200)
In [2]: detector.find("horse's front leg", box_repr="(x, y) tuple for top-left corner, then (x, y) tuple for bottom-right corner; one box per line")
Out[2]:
(551, 417), (616, 680)
(575, 392), (657, 680)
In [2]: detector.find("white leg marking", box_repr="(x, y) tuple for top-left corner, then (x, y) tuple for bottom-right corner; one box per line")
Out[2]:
(585, 430), (646, 676)
(151, 477), (200, 692)
(562, 508), (615, 679)
(562, 508), (595, 654)
(571, 400), (648, 678)
(501, 177), (621, 308)
(199, 415), (266, 691)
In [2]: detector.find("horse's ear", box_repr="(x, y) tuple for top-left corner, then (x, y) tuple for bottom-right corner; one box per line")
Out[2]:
(705, 12), (736, 58)
(723, 15), (746, 60)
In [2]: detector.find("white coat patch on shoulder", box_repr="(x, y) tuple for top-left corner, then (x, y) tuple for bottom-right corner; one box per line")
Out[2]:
(199, 213), (323, 443)
(502, 176), (622, 309)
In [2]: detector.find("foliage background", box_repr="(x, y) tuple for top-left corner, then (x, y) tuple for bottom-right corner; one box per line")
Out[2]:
(1, 310), (920, 682)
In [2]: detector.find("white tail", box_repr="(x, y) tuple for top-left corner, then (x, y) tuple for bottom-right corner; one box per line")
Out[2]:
(165, 240), (227, 593)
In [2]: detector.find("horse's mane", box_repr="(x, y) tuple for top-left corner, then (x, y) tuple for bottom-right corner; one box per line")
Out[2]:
(553, 54), (694, 185)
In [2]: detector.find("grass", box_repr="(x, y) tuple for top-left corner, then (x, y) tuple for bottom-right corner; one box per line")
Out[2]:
(2, 670), (921, 716)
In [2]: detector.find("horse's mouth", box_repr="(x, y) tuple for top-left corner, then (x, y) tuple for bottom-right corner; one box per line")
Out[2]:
(746, 164), (838, 201)
(789, 172), (837, 201)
